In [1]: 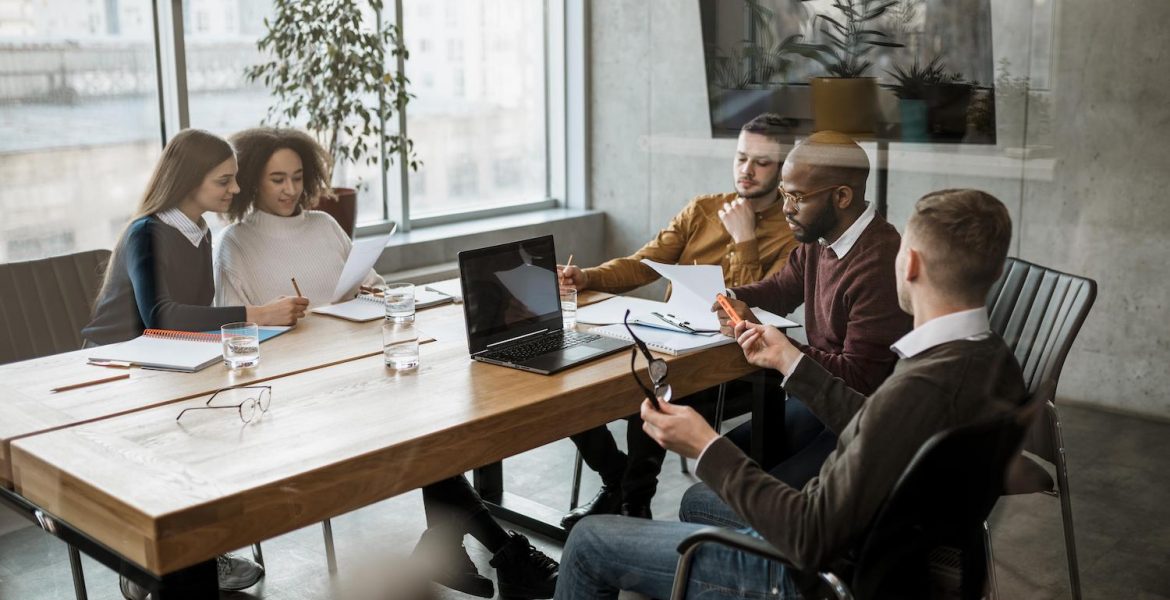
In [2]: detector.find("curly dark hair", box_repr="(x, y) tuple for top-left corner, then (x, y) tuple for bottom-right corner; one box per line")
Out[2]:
(227, 127), (333, 223)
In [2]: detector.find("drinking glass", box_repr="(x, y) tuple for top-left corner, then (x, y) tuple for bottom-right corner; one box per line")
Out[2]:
(560, 287), (578, 330)
(384, 282), (416, 321)
(383, 316), (420, 371)
(221, 322), (260, 369)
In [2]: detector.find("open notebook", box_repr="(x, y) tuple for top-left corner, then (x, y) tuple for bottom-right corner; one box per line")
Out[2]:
(87, 327), (290, 372)
(311, 287), (456, 322)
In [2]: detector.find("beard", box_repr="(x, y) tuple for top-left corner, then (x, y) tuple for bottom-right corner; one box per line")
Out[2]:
(736, 172), (781, 200)
(788, 206), (839, 243)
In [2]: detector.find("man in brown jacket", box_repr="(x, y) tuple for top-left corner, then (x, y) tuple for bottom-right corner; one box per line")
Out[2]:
(553, 189), (1026, 600)
(557, 113), (800, 528)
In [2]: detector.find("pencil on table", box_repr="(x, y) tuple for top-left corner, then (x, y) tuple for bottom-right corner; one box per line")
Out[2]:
(51, 373), (130, 393)
(291, 277), (303, 297)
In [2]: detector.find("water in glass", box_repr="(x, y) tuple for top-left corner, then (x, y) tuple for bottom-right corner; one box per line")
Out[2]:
(383, 316), (419, 371)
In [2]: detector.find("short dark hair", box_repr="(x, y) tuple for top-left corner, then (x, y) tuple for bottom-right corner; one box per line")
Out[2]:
(227, 127), (333, 223)
(740, 113), (792, 146)
(908, 189), (1012, 304)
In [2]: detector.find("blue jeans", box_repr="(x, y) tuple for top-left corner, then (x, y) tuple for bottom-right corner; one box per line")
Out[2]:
(554, 515), (801, 600)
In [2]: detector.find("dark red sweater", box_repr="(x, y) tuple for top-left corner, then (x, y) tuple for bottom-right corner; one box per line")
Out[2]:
(731, 215), (912, 395)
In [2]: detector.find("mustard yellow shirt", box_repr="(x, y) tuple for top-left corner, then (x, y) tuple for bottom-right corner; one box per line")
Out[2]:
(585, 191), (799, 298)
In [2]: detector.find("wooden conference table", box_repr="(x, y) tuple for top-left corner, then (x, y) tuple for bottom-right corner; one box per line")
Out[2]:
(0, 288), (775, 598)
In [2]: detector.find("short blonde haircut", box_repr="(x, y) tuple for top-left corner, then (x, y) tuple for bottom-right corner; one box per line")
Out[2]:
(908, 189), (1012, 304)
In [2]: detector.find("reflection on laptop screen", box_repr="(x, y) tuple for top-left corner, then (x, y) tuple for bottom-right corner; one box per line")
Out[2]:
(462, 236), (561, 342)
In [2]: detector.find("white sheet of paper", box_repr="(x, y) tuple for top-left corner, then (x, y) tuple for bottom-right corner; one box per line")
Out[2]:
(331, 224), (397, 303)
(575, 296), (669, 325)
(640, 260), (725, 331)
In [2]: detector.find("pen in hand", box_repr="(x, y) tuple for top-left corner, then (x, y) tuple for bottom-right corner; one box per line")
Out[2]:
(291, 277), (303, 298)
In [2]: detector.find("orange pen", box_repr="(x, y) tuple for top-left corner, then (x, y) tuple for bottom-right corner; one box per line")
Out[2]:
(715, 293), (743, 327)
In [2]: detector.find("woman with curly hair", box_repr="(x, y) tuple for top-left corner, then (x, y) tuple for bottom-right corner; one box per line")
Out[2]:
(215, 127), (382, 307)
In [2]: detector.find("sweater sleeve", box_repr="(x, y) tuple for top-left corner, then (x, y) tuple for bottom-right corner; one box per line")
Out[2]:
(694, 375), (943, 572)
(731, 244), (807, 316)
(125, 221), (246, 331)
(214, 234), (256, 306)
(583, 199), (700, 294)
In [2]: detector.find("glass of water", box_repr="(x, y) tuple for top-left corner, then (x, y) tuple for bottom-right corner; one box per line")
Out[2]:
(560, 286), (578, 330)
(221, 322), (260, 369)
(384, 282), (416, 321)
(383, 316), (419, 371)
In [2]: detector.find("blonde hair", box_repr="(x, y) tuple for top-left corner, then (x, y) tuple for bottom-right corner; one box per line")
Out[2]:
(908, 189), (1012, 304)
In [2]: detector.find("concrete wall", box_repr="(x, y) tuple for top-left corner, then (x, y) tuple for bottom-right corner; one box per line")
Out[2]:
(587, 0), (1170, 419)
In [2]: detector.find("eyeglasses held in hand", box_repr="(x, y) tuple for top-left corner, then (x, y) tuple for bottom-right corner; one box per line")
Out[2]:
(176, 385), (272, 423)
(623, 310), (672, 410)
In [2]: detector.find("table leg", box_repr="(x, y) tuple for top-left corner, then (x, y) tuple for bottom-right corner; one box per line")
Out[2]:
(473, 461), (568, 542)
(749, 369), (784, 467)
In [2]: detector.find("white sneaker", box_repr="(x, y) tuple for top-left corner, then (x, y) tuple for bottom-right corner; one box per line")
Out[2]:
(216, 553), (265, 591)
(118, 575), (151, 600)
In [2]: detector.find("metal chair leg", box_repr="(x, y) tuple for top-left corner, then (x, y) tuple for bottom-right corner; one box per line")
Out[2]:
(323, 519), (338, 574)
(68, 544), (88, 600)
(570, 449), (584, 509)
(251, 542), (265, 567)
(983, 520), (999, 600)
(1048, 402), (1082, 600)
(714, 383), (727, 435)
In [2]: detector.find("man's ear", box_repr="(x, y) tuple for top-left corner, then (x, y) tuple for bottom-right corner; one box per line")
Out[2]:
(904, 247), (921, 282)
(834, 185), (854, 211)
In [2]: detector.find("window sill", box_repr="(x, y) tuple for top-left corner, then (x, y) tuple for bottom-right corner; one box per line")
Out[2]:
(366, 207), (604, 283)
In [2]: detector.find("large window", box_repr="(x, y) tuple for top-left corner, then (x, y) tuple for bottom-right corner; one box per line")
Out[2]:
(0, 0), (559, 261)
(0, 0), (162, 263)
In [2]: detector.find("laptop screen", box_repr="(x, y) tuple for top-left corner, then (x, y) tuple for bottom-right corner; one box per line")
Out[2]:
(458, 235), (563, 354)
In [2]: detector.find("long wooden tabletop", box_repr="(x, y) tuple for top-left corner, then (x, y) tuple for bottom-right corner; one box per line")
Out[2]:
(0, 301), (462, 487)
(10, 321), (753, 575)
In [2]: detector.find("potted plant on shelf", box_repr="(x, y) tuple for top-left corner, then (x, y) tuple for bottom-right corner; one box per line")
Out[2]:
(796, 0), (905, 134)
(705, 35), (811, 132)
(887, 55), (973, 142)
(245, 0), (418, 237)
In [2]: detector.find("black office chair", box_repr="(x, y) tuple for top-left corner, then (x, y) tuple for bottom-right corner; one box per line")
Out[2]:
(985, 257), (1096, 600)
(670, 379), (1052, 600)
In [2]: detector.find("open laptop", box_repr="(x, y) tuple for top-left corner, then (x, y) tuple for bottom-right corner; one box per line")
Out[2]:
(458, 235), (632, 375)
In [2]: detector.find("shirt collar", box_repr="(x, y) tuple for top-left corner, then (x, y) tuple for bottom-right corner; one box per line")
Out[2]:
(821, 202), (875, 259)
(156, 208), (209, 247)
(891, 307), (991, 359)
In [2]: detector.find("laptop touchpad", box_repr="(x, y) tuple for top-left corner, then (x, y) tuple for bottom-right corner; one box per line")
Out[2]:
(559, 346), (600, 361)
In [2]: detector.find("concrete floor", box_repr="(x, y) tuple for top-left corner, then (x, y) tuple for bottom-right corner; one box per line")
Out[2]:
(1, 404), (1167, 599)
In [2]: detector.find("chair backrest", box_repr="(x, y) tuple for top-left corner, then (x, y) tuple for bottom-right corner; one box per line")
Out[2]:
(0, 249), (111, 364)
(986, 257), (1097, 395)
(849, 380), (1054, 600)
(317, 188), (358, 239)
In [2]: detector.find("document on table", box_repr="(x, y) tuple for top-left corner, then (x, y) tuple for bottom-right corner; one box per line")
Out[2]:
(331, 224), (397, 303)
(640, 260), (726, 331)
(577, 295), (799, 331)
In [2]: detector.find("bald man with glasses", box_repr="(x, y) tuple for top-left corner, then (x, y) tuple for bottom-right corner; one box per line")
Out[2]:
(679, 131), (915, 522)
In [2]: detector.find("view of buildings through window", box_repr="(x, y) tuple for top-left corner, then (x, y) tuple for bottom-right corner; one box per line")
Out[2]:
(0, 0), (549, 263)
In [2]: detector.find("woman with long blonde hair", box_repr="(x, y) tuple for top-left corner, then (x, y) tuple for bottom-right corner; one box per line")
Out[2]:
(83, 129), (308, 345)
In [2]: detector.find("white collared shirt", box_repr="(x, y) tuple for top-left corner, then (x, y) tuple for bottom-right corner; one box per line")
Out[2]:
(156, 208), (209, 248)
(821, 202), (875, 259)
(890, 307), (991, 359)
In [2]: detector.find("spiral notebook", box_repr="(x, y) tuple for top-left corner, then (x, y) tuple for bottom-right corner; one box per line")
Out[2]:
(591, 323), (734, 356)
(87, 329), (223, 372)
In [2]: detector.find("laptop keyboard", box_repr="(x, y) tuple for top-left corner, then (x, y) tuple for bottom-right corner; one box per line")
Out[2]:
(481, 330), (603, 363)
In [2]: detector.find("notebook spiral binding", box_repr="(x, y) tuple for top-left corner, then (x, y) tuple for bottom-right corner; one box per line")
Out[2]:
(143, 329), (221, 343)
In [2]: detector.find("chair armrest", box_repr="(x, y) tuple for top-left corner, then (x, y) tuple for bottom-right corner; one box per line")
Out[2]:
(672, 527), (853, 600)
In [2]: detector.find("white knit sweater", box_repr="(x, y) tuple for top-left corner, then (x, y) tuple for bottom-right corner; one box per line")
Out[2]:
(214, 210), (382, 307)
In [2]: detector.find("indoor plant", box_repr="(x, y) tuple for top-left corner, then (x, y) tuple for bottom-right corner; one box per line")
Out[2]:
(887, 55), (972, 142)
(797, 0), (905, 133)
(245, 0), (417, 234)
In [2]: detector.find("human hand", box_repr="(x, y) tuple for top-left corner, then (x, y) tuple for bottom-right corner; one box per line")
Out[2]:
(558, 265), (589, 291)
(640, 398), (719, 459)
(248, 296), (310, 326)
(734, 321), (800, 373)
(710, 295), (758, 336)
(718, 197), (757, 244)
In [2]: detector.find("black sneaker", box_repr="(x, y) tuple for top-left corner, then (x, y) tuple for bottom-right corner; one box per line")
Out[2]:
(412, 528), (495, 598)
(560, 484), (622, 531)
(490, 531), (559, 599)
